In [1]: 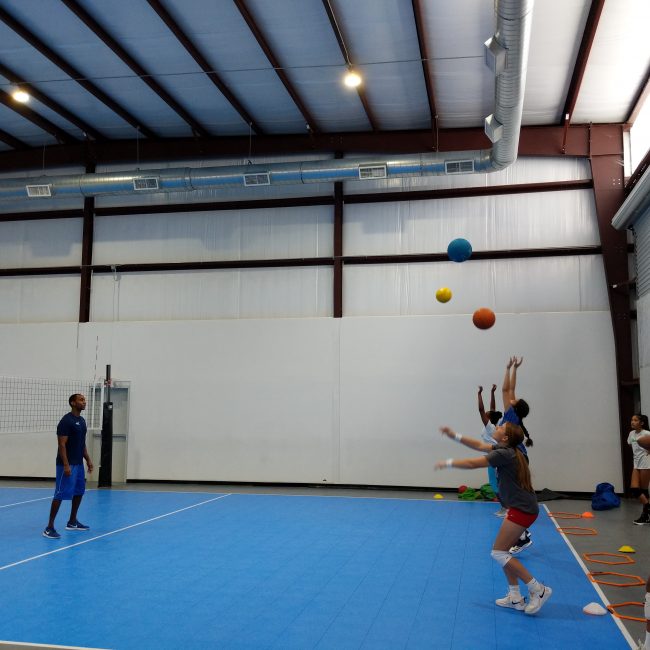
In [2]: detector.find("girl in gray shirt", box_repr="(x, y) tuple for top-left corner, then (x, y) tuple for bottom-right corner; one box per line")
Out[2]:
(436, 421), (551, 615)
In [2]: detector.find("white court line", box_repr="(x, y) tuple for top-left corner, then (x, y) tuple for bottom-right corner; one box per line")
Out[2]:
(543, 503), (638, 649)
(178, 491), (496, 503)
(0, 641), (109, 649)
(0, 496), (52, 509)
(0, 493), (231, 573)
(0, 489), (98, 510)
(92, 488), (447, 502)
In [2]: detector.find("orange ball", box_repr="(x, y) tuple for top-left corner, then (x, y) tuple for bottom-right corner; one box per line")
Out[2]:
(472, 307), (496, 330)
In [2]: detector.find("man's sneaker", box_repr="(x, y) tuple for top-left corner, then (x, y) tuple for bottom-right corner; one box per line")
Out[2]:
(42, 527), (61, 539)
(510, 532), (533, 555)
(66, 520), (90, 531)
(525, 585), (552, 615)
(495, 593), (526, 610)
(633, 512), (650, 525)
(494, 506), (507, 518)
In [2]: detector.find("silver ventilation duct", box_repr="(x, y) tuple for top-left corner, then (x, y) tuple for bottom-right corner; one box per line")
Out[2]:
(0, 0), (533, 203)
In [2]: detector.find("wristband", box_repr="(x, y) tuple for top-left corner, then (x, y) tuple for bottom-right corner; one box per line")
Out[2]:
(454, 433), (463, 442)
(446, 458), (454, 468)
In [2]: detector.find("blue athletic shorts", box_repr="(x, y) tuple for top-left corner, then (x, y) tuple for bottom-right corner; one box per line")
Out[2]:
(53, 464), (85, 501)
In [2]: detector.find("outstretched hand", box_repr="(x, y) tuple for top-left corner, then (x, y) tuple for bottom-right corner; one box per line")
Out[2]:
(439, 426), (455, 439)
(514, 357), (524, 368)
(478, 385), (483, 393)
(507, 357), (515, 368)
(491, 384), (497, 392)
(433, 461), (446, 471)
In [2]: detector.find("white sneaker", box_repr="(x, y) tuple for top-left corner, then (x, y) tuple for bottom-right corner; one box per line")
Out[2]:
(495, 593), (526, 610)
(494, 506), (507, 518)
(525, 585), (552, 615)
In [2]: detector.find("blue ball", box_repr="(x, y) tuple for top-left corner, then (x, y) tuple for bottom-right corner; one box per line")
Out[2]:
(447, 238), (472, 263)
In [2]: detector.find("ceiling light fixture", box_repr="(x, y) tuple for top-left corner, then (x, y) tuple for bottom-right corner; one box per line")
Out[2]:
(343, 70), (362, 88)
(12, 89), (30, 103)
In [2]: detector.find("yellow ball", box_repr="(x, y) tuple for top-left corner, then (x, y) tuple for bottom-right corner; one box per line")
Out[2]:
(436, 287), (452, 303)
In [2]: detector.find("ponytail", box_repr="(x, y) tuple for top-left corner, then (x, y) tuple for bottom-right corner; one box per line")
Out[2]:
(502, 422), (534, 493)
(515, 448), (533, 492)
(513, 399), (533, 447)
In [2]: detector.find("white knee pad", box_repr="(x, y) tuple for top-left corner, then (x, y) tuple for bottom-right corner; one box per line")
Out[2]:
(491, 549), (512, 567)
(645, 592), (650, 620)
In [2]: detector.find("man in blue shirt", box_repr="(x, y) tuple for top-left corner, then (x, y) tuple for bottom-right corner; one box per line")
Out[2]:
(43, 394), (94, 539)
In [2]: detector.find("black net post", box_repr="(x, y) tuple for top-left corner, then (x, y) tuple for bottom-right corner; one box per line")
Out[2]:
(98, 364), (113, 488)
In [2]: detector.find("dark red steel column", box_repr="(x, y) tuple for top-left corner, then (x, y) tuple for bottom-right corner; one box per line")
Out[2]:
(589, 125), (636, 491)
(79, 163), (95, 323)
(333, 182), (343, 318)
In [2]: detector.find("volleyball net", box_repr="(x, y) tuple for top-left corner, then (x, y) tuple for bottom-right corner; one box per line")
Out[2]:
(0, 376), (104, 434)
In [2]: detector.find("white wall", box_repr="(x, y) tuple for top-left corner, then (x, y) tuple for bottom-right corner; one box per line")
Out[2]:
(0, 312), (622, 492)
(0, 155), (626, 492)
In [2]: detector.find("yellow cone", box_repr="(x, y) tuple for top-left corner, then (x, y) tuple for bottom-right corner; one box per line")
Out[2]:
(618, 545), (635, 553)
(434, 493), (444, 499)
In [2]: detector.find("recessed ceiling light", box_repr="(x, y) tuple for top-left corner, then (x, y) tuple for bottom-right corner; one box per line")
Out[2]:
(344, 71), (362, 88)
(12, 90), (30, 103)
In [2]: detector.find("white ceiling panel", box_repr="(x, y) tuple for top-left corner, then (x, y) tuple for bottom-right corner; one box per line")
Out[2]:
(524, 0), (591, 125)
(0, 0), (645, 164)
(573, 0), (650, 123)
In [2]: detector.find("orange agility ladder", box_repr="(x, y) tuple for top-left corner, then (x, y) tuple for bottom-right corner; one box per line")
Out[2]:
(582, 552), (635, 566)
(588, 572), (644, 587)
(607, 602), (645, 622)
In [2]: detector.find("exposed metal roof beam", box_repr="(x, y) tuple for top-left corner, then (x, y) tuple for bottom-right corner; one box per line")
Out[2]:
(321, 0), (379, 131)
(146, 0), (263, 135)
(0, 89), (77, 144)
(0, 5), (157, 139)
(61, 0), (210, 138)
(0, 127), (29, 150)
(0, 61), (104, 141)
(411, 0), (438, 142)
(0, 124), (620, 172)
(233, 0), (320, 134)
(560, 0), (605, 126)
(626, 65), (650, 126)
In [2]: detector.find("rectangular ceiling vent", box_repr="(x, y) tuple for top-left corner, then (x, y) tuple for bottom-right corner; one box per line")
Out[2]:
(445, 160), (475, 175)
(25, 184), (52, 198)
(358, 165), (387, 180)
(243, 172), (271, 187)
(133, 177), (159, 191)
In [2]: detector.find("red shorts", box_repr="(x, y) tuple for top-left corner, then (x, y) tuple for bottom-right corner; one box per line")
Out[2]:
(506, 507), (538, 528)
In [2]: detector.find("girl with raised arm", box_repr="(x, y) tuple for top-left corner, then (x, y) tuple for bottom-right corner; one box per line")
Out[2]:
(435, 422), (551, 615)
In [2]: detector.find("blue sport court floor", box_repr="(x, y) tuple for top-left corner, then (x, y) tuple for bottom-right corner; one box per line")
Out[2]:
(0, 486), (637, 649)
